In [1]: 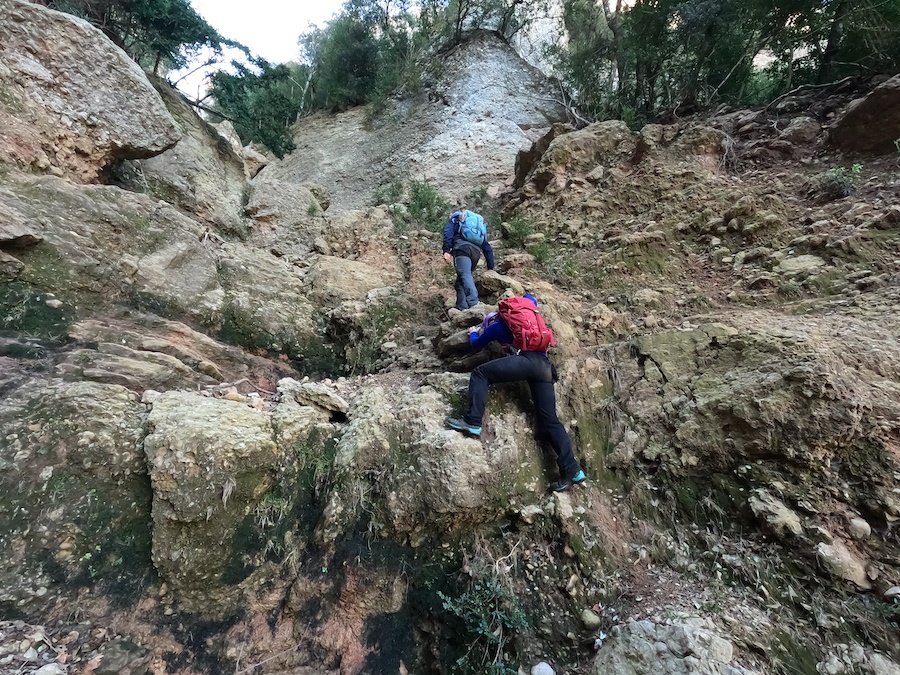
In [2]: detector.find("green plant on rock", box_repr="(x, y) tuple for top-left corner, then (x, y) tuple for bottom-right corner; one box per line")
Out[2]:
(879, 598), (900, 630)
(528, 241), (551, 265)
(438, 559), (528, 675)
(343, 298), (404, 376)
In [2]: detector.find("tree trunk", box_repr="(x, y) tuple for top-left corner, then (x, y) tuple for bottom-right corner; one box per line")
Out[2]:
(817, 0), (849, 83)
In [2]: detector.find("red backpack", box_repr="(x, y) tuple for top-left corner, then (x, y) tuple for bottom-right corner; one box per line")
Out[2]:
(498, 297), (556, 352)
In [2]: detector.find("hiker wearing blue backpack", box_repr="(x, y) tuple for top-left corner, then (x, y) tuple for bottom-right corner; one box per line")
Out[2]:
(442, 209), (495, 311)
(446, 294), (586, 492)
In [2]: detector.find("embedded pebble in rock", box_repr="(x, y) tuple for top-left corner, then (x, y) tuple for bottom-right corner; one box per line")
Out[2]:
(848, 516), (872, 539)
(34, 666), (66, 675)
(531, 661), (556, 675)
(582, 609), (603, 630)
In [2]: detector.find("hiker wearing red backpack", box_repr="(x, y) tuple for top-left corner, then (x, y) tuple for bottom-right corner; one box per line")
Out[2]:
(446, 294), (586, 492)
(441, 208), (495, 310)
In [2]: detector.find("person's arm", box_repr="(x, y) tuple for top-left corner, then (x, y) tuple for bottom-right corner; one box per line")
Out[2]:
(442, 220), (455, 263)
(481, 238), (495, 270)
(468, 319), (511, 351)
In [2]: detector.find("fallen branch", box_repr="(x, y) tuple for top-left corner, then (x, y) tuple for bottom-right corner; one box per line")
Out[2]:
(764, 76), (856, 111)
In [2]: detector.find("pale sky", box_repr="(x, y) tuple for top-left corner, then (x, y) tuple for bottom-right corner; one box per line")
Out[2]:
(174, 0), (344, 98)
(191, 0), (345, 63)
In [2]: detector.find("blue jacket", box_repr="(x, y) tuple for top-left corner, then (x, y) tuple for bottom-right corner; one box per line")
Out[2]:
(442, 211), (495, 270)
(469, 318), (513, 351)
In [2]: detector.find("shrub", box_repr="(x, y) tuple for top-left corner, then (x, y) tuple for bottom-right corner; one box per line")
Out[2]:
(407, 179), (449, 230)
(809, 164), (862, 201)
(504, 212), (533, 248)
(438, 563), (528, 674)
(373, 179), (405, 206)
(528, 241), (551, 264)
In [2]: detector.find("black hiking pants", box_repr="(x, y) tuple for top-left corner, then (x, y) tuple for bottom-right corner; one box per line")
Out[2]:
(463, 351), (580, 479)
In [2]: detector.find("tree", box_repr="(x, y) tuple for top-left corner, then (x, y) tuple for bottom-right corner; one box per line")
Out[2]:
(302, 14), (380, 110)
(208, 59), (309, 158)
(49, 0), (225, 74)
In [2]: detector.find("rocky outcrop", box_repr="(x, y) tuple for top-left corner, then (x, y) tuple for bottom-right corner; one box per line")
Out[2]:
(830, 74), (900, 154)
(592, 618), (758, 675)
(244, 175), (326, 256)
(0, 0), (179, 181)
(128, 78), (249, 237)
(0, 377), (148, 614)
(2, 2), (900, 672)
(269, 31), (568, 212)
(0, 174), (224, 324)
(603, 310), (900, 597)
(144, 390), (335, 617)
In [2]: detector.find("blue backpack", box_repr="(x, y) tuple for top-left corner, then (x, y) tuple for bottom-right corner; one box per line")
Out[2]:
(453, 210), (486, 246)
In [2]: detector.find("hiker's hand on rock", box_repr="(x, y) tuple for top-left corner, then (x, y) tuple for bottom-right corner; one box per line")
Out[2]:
(443, 252), (452, 264)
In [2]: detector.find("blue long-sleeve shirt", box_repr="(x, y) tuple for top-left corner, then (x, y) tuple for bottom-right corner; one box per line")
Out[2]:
(442, 213), (495, 270)
(469, 319), (513, 351)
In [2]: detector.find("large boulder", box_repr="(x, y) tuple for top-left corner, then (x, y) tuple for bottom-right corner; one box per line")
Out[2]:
(0, 0), (179, 181)
(305, 255), (401, 304)
(144, 390), (335, 617)
(0, 377), (149, 615)
(244, 175), (326, 256)
(525, 120), (637, 194)
(830, 74), (900, 154)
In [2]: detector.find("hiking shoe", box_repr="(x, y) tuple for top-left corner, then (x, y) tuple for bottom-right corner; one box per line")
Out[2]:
(549, 469), (586, 493)
(447, 418), (482, 437)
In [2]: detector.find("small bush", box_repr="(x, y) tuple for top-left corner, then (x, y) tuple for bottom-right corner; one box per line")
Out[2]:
(407, 179), (449, 230)
(373, 179), (405, 206)
(505, 212), (533, 248)
(809, 164), (861, 201)
(528, 241), (551, 264)
(438, 563), (528, 674)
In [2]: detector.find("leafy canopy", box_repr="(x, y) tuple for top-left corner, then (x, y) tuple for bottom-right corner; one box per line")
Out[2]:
(49, 0), (226, 74)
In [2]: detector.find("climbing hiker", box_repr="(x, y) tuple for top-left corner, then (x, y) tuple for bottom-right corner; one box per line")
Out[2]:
(441, 208), (495, 310)
(446, 294), (586, 492)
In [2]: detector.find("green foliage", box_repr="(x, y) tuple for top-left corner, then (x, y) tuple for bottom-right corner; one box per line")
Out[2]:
(809, 164), (862, 201)
(528, 240), (551, 264)
(438, 563), (528, 674)
(344, 298), (404, 375)
(552, 0), (900, 123)
(209, 59), (308, 157)
(879, 599), (900, 630)
(504, 212), (533, 248)
(373, 178), (405, 206)
(50, 0), (225, 73)
(303, 15), (380, 110)
(407, 179), (450, 229)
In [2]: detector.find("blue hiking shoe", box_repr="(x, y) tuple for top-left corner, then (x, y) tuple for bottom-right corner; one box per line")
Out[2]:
(549, 469), (586, 492)
(447, 418), (482, 437)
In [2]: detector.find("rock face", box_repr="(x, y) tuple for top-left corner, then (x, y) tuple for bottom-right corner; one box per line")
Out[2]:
(0, 0), (180, 181)
(128, 78), (248, 236)
(1, 6), (900, 675)
(830, 74), (900, 153)
(143, 390), (333, 616)
(269, 30), (568, 211)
